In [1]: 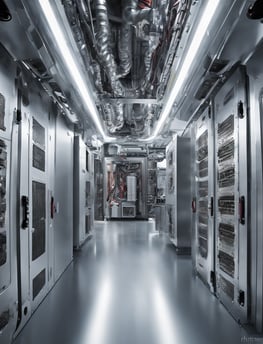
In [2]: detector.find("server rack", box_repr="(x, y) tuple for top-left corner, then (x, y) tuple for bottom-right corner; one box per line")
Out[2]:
(14, 68), (75, 335)
(73, 136), (94, 249)
(194, 107), (215, 291)
(166, 135), (191, 252)
(214, 67), (248, 323)
(0, 45), (18, 344)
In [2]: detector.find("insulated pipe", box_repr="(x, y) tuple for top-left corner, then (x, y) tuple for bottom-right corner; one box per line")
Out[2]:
(123, 0), (153, 24)
(104, 102), (124, 133)
(95, 0), (124, 96)
(117, 24), (132, 78)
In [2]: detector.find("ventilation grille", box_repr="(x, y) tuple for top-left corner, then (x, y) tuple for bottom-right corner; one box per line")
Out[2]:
(218, 139), (234, 163)
(33, 269), (46, 300)
(32, 181), (46, 261)
(218, 196), (235, 215)
(33, 118), (45, 171)
(0, 138), (7, 266)
(219, 275), (234, 300)
(219, 223), (235, 245)
(218, 166), (235, 188)
(33, 145), (45, 172)
(196, 129), (209, 259)
(198, 181), (208, 197)
(198, 158), (208, 178)
(33, 118), (45, 148)
(0, 232), (6, 266)
(0, 310), (9, 331)
(217, 115), (234, 142)
(218, 250), (235, 277)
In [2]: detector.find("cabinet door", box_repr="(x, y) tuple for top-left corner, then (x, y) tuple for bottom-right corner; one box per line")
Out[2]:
(195, 107), (215, 291)
(29, 117), (49, 312)
(214, 67), (248, 323)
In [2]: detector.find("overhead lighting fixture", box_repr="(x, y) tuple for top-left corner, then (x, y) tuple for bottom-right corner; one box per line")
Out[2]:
(142, 0), (220, 142)
(39, 0), (114, 142)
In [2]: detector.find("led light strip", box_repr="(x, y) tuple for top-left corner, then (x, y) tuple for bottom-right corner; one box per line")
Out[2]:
(39, 0), (114, 141)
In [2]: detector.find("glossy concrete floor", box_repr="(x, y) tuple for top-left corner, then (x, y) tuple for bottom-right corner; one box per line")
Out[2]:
(13, 220), (260, 344)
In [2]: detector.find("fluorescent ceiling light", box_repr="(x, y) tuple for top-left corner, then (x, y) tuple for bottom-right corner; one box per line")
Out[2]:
(146, 0), (220, 141)
(39, 0), (114, 141)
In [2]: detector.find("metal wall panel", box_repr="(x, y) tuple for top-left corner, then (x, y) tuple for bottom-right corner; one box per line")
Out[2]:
(194, 107), (215, 291)
(14, 74), (55, 335)
(53, 115), (73, 281)
(29, 113), (49, 313)
(246, 43), (263, 333)
(86, 150), (94, 233)
(0, 45), (18, 344)
(214, 67), (248, 324)
(94, 155), (104, 220)
(166, 135), (191, 252)
(73, 136), (93, 249)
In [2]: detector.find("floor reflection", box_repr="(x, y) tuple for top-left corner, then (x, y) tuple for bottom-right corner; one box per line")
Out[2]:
(13, 220), (251, 344)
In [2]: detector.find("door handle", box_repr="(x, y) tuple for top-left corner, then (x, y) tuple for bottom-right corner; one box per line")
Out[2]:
(21, 195), (29, 229)
(239, 196), (245, 225)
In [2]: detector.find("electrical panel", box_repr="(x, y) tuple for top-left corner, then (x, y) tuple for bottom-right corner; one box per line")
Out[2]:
(194, 107), (215, 291)
(165, 135), (191, 252)
(214, 67), (248, 323)
(104, 156), (148, 220)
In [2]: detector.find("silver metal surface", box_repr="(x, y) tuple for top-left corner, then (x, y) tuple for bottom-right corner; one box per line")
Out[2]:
(14, 70), (55, 335)
(214, 67), (248, 324)
(94, 0), (123, 96)
(194, 107), (215, 292)
(73, 136), (94, 249)
(0, 44), (18, 344)
(53, 115), (74, 281)
(246, 42), (263, 333)
(12, 220), (251, 344)
(166, 135), (191, 251)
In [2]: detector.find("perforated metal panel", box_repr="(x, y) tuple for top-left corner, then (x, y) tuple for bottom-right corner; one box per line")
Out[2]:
(33, 118), (45, 148)
(214, 67), (248, 323)
(194, 106), (215, 291)
(33, 145), (45, 171)
(32, 181), (46, 261)
(0, 138), (8, 278)
(32, 268), (46, 300)
(32, 118), (45, 172)
(0, 310), (9, 331)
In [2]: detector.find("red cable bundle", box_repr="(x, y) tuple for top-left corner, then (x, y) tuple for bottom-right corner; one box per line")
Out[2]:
(138, 0), (152, 9)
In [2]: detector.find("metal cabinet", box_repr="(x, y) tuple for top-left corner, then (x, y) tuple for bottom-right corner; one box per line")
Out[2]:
(214, 67), (248, 324)
(73, 136), (94, 249)
(194, 107), (215, 291)
(166, 135), (191, 252)
(15, 85), (54, 335)
(0, 45), (18, 344)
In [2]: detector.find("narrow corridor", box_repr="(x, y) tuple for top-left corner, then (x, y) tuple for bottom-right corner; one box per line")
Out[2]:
(13, 221), (251, 344)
